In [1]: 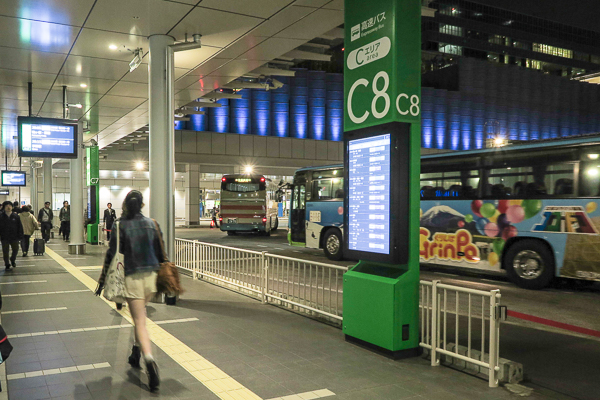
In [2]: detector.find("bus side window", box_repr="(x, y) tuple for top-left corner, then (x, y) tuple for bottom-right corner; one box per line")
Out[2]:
(332, 178), (344, 199)
(314, 179), (332, 200)
(580, 162), (600, 197)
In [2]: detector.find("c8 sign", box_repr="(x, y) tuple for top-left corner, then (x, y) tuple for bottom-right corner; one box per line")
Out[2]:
(347, 70), (420, 124)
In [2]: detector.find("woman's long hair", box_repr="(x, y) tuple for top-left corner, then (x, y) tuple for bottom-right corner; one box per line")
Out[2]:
(121, 190), (143, 219)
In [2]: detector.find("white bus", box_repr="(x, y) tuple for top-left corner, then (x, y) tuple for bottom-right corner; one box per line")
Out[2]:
(219, 174), (279, 236)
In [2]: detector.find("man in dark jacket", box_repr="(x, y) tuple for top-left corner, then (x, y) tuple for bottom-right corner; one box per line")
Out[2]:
(0, 201), (24, 270)
(103, 203), (116, 240)
(38, 201), (54, 243)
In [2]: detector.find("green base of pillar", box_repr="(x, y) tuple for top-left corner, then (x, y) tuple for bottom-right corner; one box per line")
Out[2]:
(343, 261), (420, 354)
(345, 334), (421, 360)
(87, 224), (98, 245)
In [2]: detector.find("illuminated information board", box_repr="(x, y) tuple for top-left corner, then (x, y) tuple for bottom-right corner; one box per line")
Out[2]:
(1, 171), (26, 187)
(348, 134), (391, 254)
(21, 124), (75, 154)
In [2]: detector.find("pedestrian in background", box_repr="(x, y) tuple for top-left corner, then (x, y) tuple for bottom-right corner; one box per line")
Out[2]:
(12, 201), (21, 214)
(103, 203), (116, 240)
(95, 190), (163, 392)
(19, 206), (38, 257)
(38, 202), (53, 243)
(59, 201), (70, 241)
(27, 205), (34, 216)
(0, 201), (24, 270)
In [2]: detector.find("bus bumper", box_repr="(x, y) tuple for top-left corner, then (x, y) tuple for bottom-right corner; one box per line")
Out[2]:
(220, 223), (266, 232)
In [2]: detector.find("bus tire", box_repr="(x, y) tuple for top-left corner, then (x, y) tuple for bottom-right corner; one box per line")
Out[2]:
(272, 217), (279, 232)
(323, 229), (343, 261)
(227, 231), (237, 236)
(503, 239), (554, 290)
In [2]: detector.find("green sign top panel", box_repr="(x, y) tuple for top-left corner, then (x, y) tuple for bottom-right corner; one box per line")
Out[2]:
(344, 0), (421, 132)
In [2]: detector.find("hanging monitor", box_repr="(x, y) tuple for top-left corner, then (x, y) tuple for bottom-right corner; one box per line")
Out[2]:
(344, 122), (410, 264)
(18, 116), (78, 159)
(1, 171), (26, 187)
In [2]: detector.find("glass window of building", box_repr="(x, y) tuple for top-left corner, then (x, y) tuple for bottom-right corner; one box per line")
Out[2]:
(439, 24), (463, 37)
(439, 43), (463, 55)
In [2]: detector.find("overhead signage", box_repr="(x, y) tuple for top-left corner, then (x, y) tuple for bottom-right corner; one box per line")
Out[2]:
(1, 171), (26, 187)
(0, 189), (9, 195)
(18, 116), (78, 159)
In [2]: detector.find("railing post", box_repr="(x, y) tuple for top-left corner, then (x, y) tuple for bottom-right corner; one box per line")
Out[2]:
(261, 251), (268, 304)
(192, 242), (198, 280)
(431, 280), (440, 367)
(488, 289), (500, 388)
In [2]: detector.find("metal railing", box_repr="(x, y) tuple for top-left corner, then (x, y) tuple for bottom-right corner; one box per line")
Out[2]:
(175, 239), (505, 386)
(420, 280), (502, 387)
(174, 239), (346, 322)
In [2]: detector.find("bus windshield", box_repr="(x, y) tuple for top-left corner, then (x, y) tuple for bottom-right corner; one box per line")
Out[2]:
(223, 182), (261, 193)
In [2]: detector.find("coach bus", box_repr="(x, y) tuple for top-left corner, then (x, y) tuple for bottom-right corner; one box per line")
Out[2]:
(220, 174), (279, 236)
(288, 134), (600, 289)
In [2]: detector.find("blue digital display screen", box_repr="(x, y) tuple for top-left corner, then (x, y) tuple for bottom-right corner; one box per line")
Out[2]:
(20, 122), (75, 156)
(348, 134), (391, 255)
(2, 171), (26, 187)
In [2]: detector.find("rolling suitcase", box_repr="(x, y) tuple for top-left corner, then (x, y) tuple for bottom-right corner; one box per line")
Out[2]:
(33, 232), (45, 256)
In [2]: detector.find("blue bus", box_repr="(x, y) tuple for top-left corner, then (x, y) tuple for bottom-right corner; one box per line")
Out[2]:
(288, 134), (600, 289)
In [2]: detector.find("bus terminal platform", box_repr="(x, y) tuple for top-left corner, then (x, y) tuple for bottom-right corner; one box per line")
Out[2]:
(0, 240), (558, 400)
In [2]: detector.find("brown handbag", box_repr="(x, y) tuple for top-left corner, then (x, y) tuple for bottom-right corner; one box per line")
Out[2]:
(153, 220), (184, 295)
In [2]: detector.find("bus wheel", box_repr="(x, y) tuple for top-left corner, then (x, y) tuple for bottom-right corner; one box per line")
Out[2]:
(272, 217), (279, 232)
(504, 240), (554, 290)
(323, 230), (343, 261)
(227, 231), (237, 236)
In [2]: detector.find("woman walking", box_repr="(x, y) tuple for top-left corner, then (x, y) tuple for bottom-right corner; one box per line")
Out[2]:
(95, 190), (163, 392)
(19, 206), (38, 256)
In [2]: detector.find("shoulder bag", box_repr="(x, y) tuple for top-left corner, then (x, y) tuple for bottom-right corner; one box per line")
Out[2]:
(102, 221), (126, 303)
(153, 220), (183, 295)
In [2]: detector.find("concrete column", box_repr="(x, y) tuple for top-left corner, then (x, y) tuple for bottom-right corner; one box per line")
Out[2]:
(148, 34), (175, 258)
(185, 164), (200, 226)
(43, 159), (52, 207)
(69, 123), (85, 254)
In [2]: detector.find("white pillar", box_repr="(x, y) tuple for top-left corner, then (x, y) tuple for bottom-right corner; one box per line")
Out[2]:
(148, 34), (175, 258)
(69, 123), (85, 254)
(185, 164), (200, 226)
(43, 159), (52, 208)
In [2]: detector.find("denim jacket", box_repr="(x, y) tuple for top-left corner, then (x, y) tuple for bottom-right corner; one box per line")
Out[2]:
(100, 213), (165, 284)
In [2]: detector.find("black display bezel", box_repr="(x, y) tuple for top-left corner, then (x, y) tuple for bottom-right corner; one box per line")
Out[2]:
(344, 121), (410, 265)
(17, 116), (78, 159)
(1, 170), (26, 187)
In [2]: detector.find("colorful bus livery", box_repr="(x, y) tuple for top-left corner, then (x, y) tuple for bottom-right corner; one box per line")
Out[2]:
(290, 134), (600, 289)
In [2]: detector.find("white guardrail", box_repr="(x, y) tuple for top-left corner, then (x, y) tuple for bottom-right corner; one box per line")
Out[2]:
(420, 280), (503, 387)
(174, 238), (504, 387)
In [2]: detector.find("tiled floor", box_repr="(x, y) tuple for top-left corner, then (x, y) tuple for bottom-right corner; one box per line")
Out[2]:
(0, 240), (545, 400)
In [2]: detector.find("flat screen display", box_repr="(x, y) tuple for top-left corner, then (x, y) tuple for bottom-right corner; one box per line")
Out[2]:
(0, 189), (9, 195)
(1, 171), (26, 187)
(344, 122), (410, 265)
(18, 117), (78, 159)
(348, 134), (391, 254)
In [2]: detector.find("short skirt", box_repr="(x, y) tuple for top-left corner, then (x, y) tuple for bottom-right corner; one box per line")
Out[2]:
(124, 271), (157, 299)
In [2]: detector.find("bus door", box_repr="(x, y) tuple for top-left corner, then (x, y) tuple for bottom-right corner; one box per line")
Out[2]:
(290, 180), (307, 243)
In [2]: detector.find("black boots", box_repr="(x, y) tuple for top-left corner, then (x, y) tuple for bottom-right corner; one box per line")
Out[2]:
(128, 345), (141, 368)
(146, 360), (160, 392)
(128, 345), (159, 392)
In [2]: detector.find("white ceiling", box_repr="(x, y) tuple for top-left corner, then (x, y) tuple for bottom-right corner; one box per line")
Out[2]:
(0, 0), (344, 149)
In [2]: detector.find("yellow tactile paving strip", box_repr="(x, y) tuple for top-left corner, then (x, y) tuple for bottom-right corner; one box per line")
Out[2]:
(44, 246), (263, 400)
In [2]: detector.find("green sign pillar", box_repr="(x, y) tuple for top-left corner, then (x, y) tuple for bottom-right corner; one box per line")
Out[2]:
(342, 0), (421, 357)
(86, 146), (100, 244)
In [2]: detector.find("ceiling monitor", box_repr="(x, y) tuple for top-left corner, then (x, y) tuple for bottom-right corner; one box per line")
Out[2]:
(18, 116), (78, 159)
(1, 171), (26, 187)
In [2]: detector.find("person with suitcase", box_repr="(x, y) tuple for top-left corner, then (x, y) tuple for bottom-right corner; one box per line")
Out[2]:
(19, 205), (38, 257)
(38, 202), (53, 243)
(0, 201), (24, 270)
